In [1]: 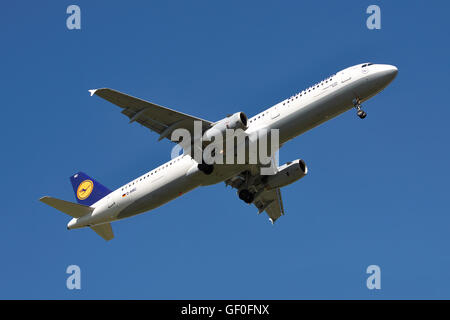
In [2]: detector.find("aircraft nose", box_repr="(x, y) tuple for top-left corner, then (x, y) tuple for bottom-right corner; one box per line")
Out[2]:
(378, 64), (398, 84)
(386, 64), (398, 78)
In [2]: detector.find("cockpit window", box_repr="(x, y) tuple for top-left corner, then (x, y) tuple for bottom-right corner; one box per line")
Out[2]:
(362, 63), (374, 68)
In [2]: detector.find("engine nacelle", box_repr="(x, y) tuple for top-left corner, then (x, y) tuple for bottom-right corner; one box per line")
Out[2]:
(203, 112), (248, 140)
(264, 159), (308, 189)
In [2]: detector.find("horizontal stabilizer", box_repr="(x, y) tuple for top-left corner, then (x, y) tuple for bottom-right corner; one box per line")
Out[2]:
(91, 223), (114, 241)
(40, 196), (93, 218)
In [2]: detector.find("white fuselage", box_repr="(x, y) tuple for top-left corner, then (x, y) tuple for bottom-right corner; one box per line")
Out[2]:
(68, 63), (397, 229)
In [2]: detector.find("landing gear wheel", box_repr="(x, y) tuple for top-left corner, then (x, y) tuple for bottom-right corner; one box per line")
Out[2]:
(198, 163), (214, 175)
(357, 110), (367, 119)
(353, 98), (367, 119)
(238, 189), (255, 204)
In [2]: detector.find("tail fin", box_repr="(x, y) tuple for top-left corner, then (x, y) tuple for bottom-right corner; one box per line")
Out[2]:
(70, 172), (111, 206)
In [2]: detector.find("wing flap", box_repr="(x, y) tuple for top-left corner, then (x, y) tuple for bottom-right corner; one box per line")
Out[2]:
(254, 188), (284, 223)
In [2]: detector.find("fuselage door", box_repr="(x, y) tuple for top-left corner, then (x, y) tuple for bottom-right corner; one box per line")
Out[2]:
(340, 70), (351, 83)
(107, 194), (116, 209)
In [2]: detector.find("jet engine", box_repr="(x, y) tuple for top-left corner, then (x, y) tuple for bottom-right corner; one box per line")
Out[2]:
(264, 159), (308, 189)
(203, 112), (248, 140)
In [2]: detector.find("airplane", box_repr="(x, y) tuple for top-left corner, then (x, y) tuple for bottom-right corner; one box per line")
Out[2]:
(40, 63), (398, 241)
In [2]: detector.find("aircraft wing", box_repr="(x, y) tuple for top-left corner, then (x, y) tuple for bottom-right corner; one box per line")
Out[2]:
(89, 88), (213, 141)
(225, 170), (285, 223)
(255, 187), (285, 223)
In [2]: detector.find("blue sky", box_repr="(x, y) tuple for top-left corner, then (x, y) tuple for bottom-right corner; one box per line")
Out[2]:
(1, 1), (449, 299)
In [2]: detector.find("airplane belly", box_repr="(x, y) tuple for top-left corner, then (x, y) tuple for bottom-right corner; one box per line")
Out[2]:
(278, 83), (359, 143)
(198, 164), (247, 186)
(116, 160), (202, 219)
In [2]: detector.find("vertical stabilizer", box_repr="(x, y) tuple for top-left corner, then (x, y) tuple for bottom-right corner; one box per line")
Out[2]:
(70, 172), (111, 206)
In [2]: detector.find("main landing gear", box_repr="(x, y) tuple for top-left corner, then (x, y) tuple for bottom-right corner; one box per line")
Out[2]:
(353, 98), (367, 119)
(238, 189), (255, 204)
(198, 163), (214, 175)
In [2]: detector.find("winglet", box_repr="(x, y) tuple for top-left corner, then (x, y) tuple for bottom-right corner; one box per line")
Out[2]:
(88, 89), (98, 97)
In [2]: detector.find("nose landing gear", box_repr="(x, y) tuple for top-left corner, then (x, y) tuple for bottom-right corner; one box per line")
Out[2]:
(353, 98), (367, 119)
(357, 109), (367, 119)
